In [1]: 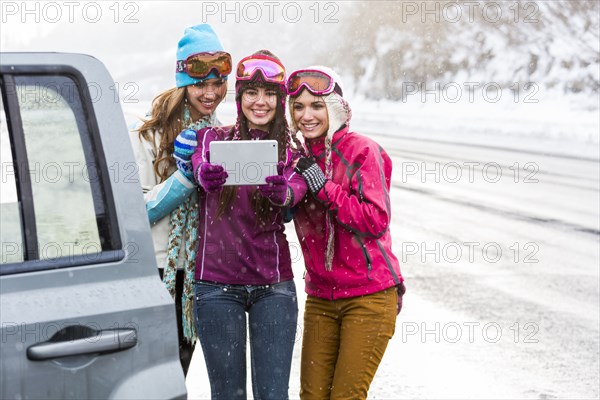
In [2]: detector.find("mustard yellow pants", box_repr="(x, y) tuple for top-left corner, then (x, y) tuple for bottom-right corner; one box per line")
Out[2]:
(300, 287), (397, 400)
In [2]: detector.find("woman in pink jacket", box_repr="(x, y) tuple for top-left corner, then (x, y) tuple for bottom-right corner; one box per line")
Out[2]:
(288, 66), (406, 400)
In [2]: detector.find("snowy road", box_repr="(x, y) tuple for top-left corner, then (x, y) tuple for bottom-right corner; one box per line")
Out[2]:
(187, 133), (600, 399)
(373, 134), (599, 399)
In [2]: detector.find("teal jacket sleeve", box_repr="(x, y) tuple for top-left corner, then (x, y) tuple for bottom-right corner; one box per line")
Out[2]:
(146, 170), (196, 224)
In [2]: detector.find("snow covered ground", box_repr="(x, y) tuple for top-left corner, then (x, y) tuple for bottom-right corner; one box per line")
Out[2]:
(2, 1), (598, 397)
(158, 95), (599, 400)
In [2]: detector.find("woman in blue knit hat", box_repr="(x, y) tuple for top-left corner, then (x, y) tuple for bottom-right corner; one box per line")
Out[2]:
(178, 50), (307, 399)
(128, 23), (231, 376)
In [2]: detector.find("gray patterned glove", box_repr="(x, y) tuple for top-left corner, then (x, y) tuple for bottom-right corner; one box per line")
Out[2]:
(295, 157), (326, 194)
(397, 282), (406, 315)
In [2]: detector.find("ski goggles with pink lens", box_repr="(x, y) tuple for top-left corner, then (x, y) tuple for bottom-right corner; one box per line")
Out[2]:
(236, 55), (286, 84)
(286, 69), (339, 97)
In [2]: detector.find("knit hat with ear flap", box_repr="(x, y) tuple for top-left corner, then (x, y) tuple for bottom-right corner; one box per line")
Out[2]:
(289, 66), (352, 271)
(232, 50), (289, 142)
(289, 66), (352, 138)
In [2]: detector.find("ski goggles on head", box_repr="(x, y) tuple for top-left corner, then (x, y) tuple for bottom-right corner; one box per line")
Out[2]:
(236, 54), (286, 84)
(286, 69), (339, 97)
(176, 51), (232, 78)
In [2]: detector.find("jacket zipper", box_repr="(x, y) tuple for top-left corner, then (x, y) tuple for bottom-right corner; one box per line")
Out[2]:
(356, 234), (373, 280)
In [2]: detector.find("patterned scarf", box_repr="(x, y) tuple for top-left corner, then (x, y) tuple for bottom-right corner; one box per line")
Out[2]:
(161, 110), (216, 343)
(321, 94), (352, 272)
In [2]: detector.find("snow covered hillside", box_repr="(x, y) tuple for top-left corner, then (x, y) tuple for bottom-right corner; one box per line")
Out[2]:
(329, 1), (599, 100)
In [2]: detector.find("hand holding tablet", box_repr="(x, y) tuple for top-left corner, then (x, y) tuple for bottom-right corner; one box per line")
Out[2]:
(209, 140), (279, 186)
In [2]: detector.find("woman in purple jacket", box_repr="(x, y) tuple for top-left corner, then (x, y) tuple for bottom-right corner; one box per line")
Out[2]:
(186, 50), (306, 400)
(288, 66), (406, 400)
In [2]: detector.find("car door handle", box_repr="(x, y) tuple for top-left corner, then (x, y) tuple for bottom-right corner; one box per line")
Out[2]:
(27, 328), (137, 361)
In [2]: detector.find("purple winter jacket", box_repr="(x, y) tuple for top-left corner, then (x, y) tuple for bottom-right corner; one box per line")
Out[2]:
(191, 126), (307, 285)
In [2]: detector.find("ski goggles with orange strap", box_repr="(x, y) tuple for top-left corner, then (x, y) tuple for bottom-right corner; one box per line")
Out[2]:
(287, 69), (341, 97)
(176, 51), (232, 78)
(236, 54), (286, 84)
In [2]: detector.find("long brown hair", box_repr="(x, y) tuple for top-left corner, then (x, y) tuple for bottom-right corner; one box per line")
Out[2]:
(215, 50), (302, 224)
(136, 87), (187, 182)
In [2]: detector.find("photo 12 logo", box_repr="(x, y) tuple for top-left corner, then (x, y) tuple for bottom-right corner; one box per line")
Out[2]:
(1, 1), (140, 24)
(399, 1), (540, 24)
(0, 241), (140, 265)
(1, 321), (140, 344)
(2, 79), (139, 105)
(199, 1), (340, 24)
(1, 161), (140, 185)
(400, 161), (540, 184)
(218, 161), (279, 185)
(401, 82), (540, 103)
(400, 321), (540, 344)
(401, 241), (540, 265)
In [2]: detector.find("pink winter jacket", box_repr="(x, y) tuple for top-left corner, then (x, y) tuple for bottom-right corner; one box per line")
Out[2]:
(293, 127), (403, 300)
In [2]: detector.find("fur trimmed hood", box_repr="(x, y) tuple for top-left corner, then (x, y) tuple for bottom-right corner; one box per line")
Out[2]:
(288, 66), (352, 271)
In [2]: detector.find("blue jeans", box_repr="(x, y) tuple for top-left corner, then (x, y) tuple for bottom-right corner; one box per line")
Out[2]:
(193, 280), (298, 400)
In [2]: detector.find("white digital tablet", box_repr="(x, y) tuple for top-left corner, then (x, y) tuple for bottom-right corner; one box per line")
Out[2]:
(209, 140), (278, 186)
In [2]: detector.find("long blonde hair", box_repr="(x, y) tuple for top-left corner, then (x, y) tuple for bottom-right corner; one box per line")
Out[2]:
(137, 87), (187, 182)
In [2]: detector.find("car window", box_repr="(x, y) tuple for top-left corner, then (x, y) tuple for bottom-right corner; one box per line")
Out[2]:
(14, 75), (102, 260)
(0, 73), (121, 271)
(0, 93), (23, 263)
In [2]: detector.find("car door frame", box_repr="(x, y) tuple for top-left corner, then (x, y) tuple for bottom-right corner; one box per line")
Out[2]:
(0, 52), (187, 400)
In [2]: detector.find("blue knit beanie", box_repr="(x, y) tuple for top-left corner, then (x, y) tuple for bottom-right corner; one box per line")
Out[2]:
(176, 24), (227, 88)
